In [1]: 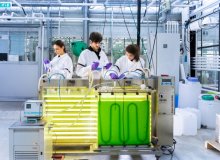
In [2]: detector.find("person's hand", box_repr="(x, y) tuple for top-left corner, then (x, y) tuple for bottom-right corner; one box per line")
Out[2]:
(118, 73), (125, 79)
(110, 73), (118, 79)
(43, 59), (50, 71)
(91, 62), (99, 70)
(43, 59), (50, 64)
(104, 63), (112, 69)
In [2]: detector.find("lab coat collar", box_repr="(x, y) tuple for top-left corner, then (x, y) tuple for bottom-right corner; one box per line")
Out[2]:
(57, 53), (67, 58)
(88, 46), (101, 59)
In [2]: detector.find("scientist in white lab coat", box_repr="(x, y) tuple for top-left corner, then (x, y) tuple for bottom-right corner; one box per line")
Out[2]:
(106, 44), (145, 79)
(44, 40), (73, 79)
(75, 32), (111, 78)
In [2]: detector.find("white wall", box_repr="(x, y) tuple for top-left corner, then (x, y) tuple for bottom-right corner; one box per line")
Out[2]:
(0, 62), (39, 100)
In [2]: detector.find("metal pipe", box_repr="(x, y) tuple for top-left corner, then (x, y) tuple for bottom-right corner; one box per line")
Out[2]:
(190, 6), (220, 23)
(137, 0), (141, 47)
(110, 7), (113, 63)
(41, 21), (45, 76)
(190, 0), (219, 17)
(218, 3), (220, 92)
(11, 2), (146, 7)
(0, 16), (158, 23)
(58, 7), (61, 37)
(0, 7), (154, 14)
(83, 0), (89, 43)
(171, 0), (182, 5)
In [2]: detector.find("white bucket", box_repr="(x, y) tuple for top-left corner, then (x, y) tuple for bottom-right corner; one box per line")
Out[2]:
(198, 94), (220, 129)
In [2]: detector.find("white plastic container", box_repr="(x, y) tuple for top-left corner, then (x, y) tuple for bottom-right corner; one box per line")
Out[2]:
(178, 77), (201, 108)
(185, 108), (201, 129)
(216, 114), (220, 143)
(198, 94), (220, 129)
(181, 111), (197, 135)
(174, 113), (183, 136)
(174, 108), (197, 136)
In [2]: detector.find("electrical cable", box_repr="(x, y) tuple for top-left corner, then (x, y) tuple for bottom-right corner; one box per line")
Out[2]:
(142, 0), (148, 19)
(102, 5), (107, 36)
(148, 0), (161, 69)
(21, 7), (26, 16)
(129, 5), (137, 29)
(128, 0), (154, 72)
(160, 139), (177, 159)
(120, 5), (133, 44)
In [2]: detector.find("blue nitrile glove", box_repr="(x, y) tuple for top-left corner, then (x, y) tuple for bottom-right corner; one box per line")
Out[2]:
(91, 62), (99, 70)
(104, 63), (112, 70)
(110, 73), (118, 79)
(43, 59), (50, 71)
(118, 73), (125, 79)
(44, 59), (50, 64)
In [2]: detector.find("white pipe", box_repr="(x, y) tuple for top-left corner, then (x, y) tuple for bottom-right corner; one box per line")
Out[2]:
(171, 21), (173, 33)
(38, 74), (47, 92)
(177, 22), (179, 33)
(172, 4), (194, 7)
(190, 0), (220, 17)
(193, 68), (220, 71)
(0, 16), (157, 23)
(169, 22), (171, 33)
(56, 3), (104, 6)
(171, 0), (182, 5)
(110, 7), (113, 63)
(41, 22), (45, 76)
(58, 8), (61, 37)
(146, 0), (157, 9)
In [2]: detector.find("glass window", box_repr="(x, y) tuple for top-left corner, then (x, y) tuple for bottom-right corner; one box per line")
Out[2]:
(202, 26), (219, 46)
(197, 70), (219, 91)
(195, 12), (219, 92)
(201, 46), (219, 56)
(0, 31), (38, 62)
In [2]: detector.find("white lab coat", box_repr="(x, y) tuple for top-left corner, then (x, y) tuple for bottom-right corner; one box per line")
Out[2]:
(48, 53), (73, 79)
(104, 55), (145, 79)
(76, 48), (109, 78)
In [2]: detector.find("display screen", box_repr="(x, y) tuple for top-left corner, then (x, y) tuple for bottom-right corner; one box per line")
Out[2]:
(26, 104), (31, 109)
(162, 79), (172, 83)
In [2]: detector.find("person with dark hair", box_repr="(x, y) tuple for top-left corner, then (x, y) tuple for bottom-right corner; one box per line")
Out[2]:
(44, 40), (73, 79)
(106, 44), (145, 79)
(76, 32), (110, 78)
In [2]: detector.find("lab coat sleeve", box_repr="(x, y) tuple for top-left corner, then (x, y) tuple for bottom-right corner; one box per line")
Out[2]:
(62, 57), (73, 79)
(49, 56), (73, 79)
(137, 58), (145, 70)
(103, 52), (109, 65)
(75, 52), (91, 77)
(113, 57), (123, 75)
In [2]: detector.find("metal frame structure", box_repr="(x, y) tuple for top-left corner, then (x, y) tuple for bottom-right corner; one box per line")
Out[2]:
(189, 1), (220, 93)
(39, 77), (175, 159)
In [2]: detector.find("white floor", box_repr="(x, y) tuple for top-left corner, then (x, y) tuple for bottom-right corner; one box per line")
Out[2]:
(1, 102), (220, 160)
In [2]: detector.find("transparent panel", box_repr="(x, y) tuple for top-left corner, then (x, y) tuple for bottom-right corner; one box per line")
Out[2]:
(201, 46), (219, 56)
(196, 70), (219, 91)
(0, 31), (38, 62)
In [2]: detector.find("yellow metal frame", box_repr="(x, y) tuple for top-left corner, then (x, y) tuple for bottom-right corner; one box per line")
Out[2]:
(41, 87), (98, 153)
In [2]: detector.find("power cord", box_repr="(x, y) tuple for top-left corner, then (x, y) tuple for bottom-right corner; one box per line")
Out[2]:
(160, 139), (177, 159)
(102, 5), (107, 36)
(120, 5), (133, 44)
(148, 0), (161, 69)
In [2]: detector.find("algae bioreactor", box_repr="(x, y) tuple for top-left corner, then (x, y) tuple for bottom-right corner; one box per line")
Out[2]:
(37, 76), (175, 159)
